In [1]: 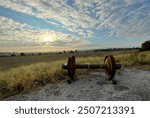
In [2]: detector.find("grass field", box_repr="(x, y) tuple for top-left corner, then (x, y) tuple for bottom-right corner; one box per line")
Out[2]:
(0, 50), (150, 99)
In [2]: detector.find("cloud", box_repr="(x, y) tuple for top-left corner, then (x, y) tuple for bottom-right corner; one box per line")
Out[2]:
(0, 16), (90, 48)
(0, 0), (96, 38)
(94, 0), (150, 38)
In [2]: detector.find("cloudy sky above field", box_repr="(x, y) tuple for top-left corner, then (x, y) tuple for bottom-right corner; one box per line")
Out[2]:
(0, 0), (150, 52)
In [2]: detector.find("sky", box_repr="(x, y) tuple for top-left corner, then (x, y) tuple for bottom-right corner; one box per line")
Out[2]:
(0, 0), (150, 52)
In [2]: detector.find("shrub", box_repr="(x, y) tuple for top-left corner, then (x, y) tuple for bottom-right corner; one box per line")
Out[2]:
(69, 50), (74, 53)
(20, 53), (25, 56)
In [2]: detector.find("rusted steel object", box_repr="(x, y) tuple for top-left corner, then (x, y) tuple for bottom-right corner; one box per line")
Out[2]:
(104, 55), (116, 80)
(62, 64), (121, 70)
(67, 56), (76, 80)
(62, 55), (121, 83)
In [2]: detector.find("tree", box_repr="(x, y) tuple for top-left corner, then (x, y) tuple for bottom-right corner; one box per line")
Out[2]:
(142, 40), (150, 51)
(75, 50), (77, 53)
(20, 53), (25, 56)
(69, 50), (74, 53)
(11, 52), (16, 56)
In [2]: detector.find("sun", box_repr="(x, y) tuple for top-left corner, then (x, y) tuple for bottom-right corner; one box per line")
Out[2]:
(40, 34), (56, 45)
(44, 36), (53, 42)
(43, 35), (55, 45)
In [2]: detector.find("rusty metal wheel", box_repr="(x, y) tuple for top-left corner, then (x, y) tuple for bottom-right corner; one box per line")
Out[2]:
(104, 55), (116, 80)
(67, 56), (76, 82)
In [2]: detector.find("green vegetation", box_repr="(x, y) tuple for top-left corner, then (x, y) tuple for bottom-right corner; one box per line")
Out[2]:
(0, 51), (150, 99)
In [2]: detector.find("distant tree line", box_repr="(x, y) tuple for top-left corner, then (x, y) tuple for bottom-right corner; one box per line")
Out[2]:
(1, 41), (149, 57)
(62, 50), (78, 54)
(93, 47), (140, 52)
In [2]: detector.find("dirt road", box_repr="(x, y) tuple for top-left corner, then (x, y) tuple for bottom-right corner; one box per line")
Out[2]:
(4, 68), (150, 101)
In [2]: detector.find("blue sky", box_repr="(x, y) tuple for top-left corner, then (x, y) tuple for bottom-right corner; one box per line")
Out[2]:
(0, 0), (150, 52)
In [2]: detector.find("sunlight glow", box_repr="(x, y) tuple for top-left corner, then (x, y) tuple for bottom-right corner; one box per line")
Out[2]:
(44, 36), (53, 42)
(42, 35), (56, 45)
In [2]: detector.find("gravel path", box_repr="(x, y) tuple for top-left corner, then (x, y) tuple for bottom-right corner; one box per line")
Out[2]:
(4, 68), (150, 101)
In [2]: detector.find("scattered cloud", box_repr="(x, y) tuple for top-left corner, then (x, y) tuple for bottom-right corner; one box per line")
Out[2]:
(0, 0), (150, 52)
(0, 16), (90, 48)
(0, 0), (95, 38)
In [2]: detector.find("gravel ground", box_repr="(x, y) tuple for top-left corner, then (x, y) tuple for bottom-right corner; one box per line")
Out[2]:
(4, 68), (150, 101)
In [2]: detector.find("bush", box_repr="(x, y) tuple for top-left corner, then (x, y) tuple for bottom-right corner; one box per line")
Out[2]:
(142, 40), (150, 51)
(69, 50), (74, 53)
(20, 53), (25, 56)
(75, 50), (77, 53)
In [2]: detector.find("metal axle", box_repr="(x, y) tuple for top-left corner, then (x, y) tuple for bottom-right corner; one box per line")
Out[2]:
(62, 64), (121, 70)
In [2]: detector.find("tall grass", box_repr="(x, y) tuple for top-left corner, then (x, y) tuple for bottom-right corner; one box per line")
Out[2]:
(0, 51), (149, 99)
(0, 60), (67, 99)
(114, 51), (150, 66)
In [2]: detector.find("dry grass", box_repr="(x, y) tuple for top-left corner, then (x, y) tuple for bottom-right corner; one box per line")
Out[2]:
(0, 51), (149, 99)
(0, 60), (67, 99)
(114, 51), (150, 66)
